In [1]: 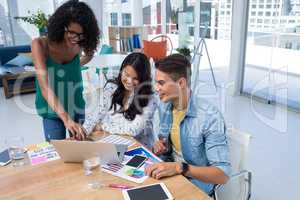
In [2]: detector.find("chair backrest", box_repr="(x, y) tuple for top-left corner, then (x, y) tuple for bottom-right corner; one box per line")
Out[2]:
(228, 128), (251, 173)
(143, 35), (173, 61)
(215, 128), (252, 200)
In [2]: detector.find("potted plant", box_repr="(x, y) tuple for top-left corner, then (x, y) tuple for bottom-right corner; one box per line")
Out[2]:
(171, 8), (179, 30)
(15, 10), (49, 36)
(176, 46), (191, 61)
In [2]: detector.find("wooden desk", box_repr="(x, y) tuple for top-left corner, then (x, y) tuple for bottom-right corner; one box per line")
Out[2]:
(0, 140), (212, 200)
(0, 159), (211, 200)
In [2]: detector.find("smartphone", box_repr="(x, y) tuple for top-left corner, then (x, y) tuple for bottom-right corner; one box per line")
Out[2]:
(0, 149), (11, 166)
(125, 155), (147, 168)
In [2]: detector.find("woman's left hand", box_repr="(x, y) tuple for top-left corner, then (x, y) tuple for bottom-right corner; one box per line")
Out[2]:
(87, 130), (107, 141)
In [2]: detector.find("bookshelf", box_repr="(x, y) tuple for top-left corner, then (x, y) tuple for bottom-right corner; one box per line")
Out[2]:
(108, 26), (147, 53)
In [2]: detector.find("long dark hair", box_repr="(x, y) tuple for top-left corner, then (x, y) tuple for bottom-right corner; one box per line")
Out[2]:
(107, 53), (153, 121)
(47, 0), (100, 54)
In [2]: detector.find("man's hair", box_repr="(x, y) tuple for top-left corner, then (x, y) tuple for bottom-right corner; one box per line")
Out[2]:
(155, 54), (191, 85)
(47, 0), (100, 54)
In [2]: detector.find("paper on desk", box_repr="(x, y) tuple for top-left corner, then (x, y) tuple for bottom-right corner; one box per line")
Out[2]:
(101, 155), (149, 183)
(97, 135), (135, 147)
(27, 142), (60, 166)
(125, 146), (162, 163)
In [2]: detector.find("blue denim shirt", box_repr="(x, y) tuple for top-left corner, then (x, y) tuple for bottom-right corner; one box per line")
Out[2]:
(157, 93), (231, 194)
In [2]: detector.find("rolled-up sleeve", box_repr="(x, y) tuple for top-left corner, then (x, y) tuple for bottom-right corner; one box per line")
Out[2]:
(82, 84), (114, 134)
(203, 108), (231, 177)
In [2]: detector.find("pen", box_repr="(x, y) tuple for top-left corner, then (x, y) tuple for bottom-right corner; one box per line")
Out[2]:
(108, 183), (134, 189)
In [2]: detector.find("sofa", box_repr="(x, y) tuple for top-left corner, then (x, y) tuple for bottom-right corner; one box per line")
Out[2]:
(0, 45), (32, 87)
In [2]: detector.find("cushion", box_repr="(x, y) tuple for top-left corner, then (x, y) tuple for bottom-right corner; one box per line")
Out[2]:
(143, 40), (167, 61)
(18, 52), (32, 59)
(4, 55), (33, 67)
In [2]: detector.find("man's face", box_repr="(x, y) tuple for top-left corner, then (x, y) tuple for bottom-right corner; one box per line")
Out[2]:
(155, 69), (181, 103)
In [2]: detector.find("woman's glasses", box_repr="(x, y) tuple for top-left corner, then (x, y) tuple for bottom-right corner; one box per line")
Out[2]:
(65, 27), (84, 42)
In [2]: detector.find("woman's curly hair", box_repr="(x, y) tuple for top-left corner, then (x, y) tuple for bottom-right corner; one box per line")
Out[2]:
(47, 0), (100, 54)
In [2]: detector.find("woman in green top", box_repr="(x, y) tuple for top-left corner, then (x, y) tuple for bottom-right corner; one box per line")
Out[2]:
(32, 0), (100, 141)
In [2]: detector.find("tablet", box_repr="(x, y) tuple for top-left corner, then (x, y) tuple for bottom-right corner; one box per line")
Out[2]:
(122, 183), (174, 200)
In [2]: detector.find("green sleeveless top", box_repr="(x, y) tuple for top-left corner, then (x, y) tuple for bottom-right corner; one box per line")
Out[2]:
(35, 55), (85, 120)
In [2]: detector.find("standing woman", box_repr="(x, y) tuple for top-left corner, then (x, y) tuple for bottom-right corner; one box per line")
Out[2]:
(32, 0), (100, 141)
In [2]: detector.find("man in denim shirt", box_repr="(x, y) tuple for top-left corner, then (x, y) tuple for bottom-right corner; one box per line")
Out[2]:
(145, 54), (231, 195)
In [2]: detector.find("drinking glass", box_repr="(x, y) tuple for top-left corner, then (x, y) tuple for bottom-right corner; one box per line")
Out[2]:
(82, 157), (102, 189)
(5, 136), (26, 167)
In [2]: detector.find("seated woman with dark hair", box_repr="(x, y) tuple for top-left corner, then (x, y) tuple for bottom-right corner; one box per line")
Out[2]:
(83, 52), (158, 148)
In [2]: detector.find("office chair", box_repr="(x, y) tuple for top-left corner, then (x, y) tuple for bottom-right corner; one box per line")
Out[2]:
(213, 128), (252, 200)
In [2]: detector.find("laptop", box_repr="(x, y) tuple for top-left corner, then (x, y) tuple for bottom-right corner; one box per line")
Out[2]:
(51, 140), (127, 164)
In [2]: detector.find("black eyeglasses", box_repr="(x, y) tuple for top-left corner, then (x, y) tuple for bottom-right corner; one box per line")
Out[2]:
(65, 27), (84, 41)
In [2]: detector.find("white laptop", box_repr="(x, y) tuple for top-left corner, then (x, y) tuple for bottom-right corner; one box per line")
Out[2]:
(51, 140), (127, 164)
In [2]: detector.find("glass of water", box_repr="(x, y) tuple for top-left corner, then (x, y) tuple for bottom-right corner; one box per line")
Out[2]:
(5, 136), (26, 167)
(83, 157), (102, 189)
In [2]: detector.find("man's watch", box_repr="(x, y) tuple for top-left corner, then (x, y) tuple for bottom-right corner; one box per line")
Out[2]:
(181, 162), (189, 175)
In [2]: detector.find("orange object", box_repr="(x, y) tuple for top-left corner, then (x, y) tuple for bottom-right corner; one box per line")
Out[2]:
(143, 40), (167, 61)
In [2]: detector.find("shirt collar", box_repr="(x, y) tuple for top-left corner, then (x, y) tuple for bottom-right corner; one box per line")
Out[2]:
(164, 90), (197, 118)
(185, 92), (197, 118)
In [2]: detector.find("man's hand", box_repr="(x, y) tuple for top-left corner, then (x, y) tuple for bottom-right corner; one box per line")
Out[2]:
(152, 138), (168, 155)
(145, 162), (182, 179)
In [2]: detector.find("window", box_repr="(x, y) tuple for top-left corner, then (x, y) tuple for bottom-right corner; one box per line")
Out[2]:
(0, 0), (55, 46)
(122, 13), (131, 26)
(285, 42), (292, 49)
(243, 2), (300, 110)
(110, 13), (118, 26)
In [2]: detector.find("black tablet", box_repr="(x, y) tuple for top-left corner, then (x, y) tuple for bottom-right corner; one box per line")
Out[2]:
(125, 155), (147, 168)
(122, 183), (174, 200)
